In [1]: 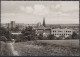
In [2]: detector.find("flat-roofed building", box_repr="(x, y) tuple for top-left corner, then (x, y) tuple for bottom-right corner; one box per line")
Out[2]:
(11, 21), (15, 29)
(51, 28), (73, 38)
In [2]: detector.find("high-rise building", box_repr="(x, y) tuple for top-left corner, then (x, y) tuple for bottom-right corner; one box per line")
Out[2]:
(11, 21), (15, 29)
(43, 17), (46, 27)
(7, 23), (11, 29)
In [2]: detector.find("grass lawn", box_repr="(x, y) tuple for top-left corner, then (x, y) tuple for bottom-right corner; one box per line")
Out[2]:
(1, 40), (79, 56)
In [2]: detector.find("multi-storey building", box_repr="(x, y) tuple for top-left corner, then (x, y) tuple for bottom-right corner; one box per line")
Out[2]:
(11, 21), (15, 29)
(51, 28), (73, 38)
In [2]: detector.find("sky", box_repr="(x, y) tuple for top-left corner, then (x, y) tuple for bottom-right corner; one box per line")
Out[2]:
(1, 1), (79, 24)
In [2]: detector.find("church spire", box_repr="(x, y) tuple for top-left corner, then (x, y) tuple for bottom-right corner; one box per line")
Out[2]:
(43, 17), (46, 27)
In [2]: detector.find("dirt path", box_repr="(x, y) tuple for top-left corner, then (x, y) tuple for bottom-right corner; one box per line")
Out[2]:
(7, 42), (19, 56)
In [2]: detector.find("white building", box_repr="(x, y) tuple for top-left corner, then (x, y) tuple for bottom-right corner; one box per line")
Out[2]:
(51, 28), (73, 38)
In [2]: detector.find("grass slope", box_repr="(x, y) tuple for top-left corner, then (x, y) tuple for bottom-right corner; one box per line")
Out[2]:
(1, 40), (79, 56)
(14, 40), (79, 56)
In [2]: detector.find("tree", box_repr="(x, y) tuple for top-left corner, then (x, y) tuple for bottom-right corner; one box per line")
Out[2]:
(72, 32), (78, 39)
(38, 34), (43, 40)
(1, 36), (8, 42)
(10, 25), (20, 32)
(47, 34), (55, 40)
(21, 26), (36, 41)
(0, 27), (12, 41)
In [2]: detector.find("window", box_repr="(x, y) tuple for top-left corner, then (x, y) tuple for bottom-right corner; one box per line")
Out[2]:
(58, 31), (62, 32)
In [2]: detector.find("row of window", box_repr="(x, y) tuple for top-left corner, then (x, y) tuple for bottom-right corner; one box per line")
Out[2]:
(53, 31), (72, 32)
(53, 34), (71, 35)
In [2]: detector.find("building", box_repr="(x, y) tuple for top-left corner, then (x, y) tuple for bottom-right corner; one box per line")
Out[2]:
(35, 27), (51, 37)
(35, 17), (51, 37)
(11, 21), (15, 29)
(51, 28), (73, 38)
(35, 18), (75, 38)
(7, 23), (11, 29)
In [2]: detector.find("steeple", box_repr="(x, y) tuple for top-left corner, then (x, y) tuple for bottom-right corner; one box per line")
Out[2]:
(43, 17), (46, 27)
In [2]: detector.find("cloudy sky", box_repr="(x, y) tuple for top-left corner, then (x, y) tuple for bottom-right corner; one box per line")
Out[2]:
(1, 1), (79, 24)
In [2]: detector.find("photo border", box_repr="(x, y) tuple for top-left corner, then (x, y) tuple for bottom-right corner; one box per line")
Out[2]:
(0, 0), (79, 57)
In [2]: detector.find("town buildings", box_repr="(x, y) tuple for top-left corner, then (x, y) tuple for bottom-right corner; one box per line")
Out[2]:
(1, 17), (79, 38)
(34, 18), (79, 38)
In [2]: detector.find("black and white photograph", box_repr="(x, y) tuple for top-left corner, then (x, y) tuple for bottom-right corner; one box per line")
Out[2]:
(1, 1), (79, 56)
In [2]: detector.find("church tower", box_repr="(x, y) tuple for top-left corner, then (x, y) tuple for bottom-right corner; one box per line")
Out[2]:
(43, 17), (46, 27)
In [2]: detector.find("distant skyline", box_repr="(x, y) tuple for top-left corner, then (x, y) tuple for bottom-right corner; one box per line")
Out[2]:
(1, 1), (79, 24)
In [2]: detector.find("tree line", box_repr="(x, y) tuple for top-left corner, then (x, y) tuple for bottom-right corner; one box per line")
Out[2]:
(0, 26), (79, 42)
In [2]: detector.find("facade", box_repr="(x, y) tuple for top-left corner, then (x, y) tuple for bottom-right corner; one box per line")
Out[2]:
(35, 28), (51, 37)
(35, 17), (51, 37)
(1, 18), (78, 38)
(51, 28), (73, 38)
(11, 21), (15, 29)
(35, 18), (75, 38)
(3, 21), (16, 29)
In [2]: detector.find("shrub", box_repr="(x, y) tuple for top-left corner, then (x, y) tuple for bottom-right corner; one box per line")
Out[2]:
(72, 32), (78, 39)
(1, 27), (12, 41)
(38, 34), (43, 40)
(65, 35), (72, 40)
(47, 34), (55, 40)
(56, 35), (65, 40)
(21, 26), (36, 41)
(1, 36), (8, 42)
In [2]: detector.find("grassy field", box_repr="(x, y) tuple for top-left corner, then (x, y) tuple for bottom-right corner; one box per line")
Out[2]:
(1, 41), (13, 56)
(1, 40), (79, 56)
(36, 40), (79, 48)
(14, 40), (79, 56)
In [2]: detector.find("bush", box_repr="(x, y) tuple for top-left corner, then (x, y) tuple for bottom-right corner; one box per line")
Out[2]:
(72, 32), (78, 39)
(47, 34), (55, 40)
(65, 35), (72, 40)
(56, 35), (65, 40)
(1, 27), (12, 41)
(1, 36), (8, 42)
(38, 34), (43, 40)
(21, 26), (36, 41)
